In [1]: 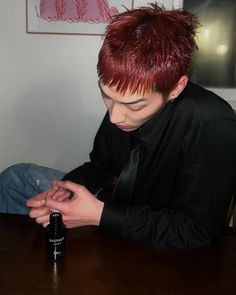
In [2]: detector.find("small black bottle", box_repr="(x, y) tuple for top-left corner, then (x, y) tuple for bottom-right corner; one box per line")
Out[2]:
(46, 212), (66, 260)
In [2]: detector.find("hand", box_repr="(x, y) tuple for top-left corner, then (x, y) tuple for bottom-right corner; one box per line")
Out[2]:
(26, 191), (50, 224)
(45, 180), (104, 229)
(26, 180), (71, 226)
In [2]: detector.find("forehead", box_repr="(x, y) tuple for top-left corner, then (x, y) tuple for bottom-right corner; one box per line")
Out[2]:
(99, 81), (162, 103)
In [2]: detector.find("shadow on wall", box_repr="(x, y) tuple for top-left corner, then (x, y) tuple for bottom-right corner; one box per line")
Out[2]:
(12, 76), (104, 171)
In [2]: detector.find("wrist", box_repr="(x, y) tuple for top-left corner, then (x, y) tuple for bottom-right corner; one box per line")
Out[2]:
(92, 200), (104, 226)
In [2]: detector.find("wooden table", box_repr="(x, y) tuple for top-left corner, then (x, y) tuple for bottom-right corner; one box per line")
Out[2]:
(0, 213), (235, 295)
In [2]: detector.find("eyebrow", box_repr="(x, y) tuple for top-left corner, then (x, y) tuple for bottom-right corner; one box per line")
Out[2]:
(98, 81), (146, 105)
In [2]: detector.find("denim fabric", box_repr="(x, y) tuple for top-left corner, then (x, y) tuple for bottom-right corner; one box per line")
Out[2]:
(0, 163), (65, 215)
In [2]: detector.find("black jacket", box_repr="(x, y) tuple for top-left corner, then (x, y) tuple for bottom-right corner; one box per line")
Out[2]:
(63, 82), (236, 249)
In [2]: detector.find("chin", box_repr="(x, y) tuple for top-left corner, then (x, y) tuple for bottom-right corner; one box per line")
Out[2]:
(123, 127), (139, 132)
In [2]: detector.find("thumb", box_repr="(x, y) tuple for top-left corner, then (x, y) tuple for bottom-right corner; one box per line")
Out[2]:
(45, 197), (69, 214)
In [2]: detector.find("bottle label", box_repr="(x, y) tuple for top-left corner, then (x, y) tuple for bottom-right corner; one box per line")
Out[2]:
(46, 235), (65, 260)
(49, 237), (65, 243)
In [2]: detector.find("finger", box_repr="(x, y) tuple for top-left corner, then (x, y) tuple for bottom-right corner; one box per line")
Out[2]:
(35, 214), (50, 225)
(26, 192), (46, 208)
(51, 189), (68, 200)
(29, 206), (50, 218)
(57, 193), (71, 202)
(55, 180), (84, 194)
(51, 179), (61, 190)
(45, 189), (69, 202)
(46, 188), (59, 199)
(57, 189), (74, 201)
(42, 221), (49, 228)
(45, 198), (70, 214)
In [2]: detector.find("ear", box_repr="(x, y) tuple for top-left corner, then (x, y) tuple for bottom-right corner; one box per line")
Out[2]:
(169, 75), (188, 100)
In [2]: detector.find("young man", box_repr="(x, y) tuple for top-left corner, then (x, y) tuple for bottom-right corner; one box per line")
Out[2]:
(0, 4), (236, 249)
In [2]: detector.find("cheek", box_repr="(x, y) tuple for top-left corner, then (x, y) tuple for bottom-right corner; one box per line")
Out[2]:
(126, 111), (149, 125)
(144, 101), (164, 117)
(129, 103), (163, 123)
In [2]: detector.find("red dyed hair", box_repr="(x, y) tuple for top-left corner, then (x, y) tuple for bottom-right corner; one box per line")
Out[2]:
(97, 3), (200, 96)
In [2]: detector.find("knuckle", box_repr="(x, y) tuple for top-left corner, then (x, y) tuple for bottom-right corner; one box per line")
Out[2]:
(29, 210), (36, 218)
(78, 184), (86, 193)
(35, 217), (41, 224)
(64, 180), (70, 186)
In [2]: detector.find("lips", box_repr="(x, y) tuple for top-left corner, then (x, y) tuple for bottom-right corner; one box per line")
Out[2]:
(116, 124), (130, 130)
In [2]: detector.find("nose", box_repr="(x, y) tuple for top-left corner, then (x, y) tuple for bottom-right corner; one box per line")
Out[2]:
(109, 102), (125, 124)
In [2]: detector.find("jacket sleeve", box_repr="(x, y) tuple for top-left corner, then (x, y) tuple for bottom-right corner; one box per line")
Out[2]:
(100, 118), (236, 249)
(62, 113), (114, 194)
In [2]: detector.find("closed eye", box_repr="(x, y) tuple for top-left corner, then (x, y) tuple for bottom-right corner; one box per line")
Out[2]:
(126, 103), (146, 111)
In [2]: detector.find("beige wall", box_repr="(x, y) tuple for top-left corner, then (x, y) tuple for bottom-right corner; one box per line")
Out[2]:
(0, 0), (235, 173)
(0, 0), (106, 172)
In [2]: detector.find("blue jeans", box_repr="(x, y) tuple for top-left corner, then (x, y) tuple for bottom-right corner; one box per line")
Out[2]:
(0, 163), (66, 215)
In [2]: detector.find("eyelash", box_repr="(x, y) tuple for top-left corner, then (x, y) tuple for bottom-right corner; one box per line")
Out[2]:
(127, 106), (143, 111)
